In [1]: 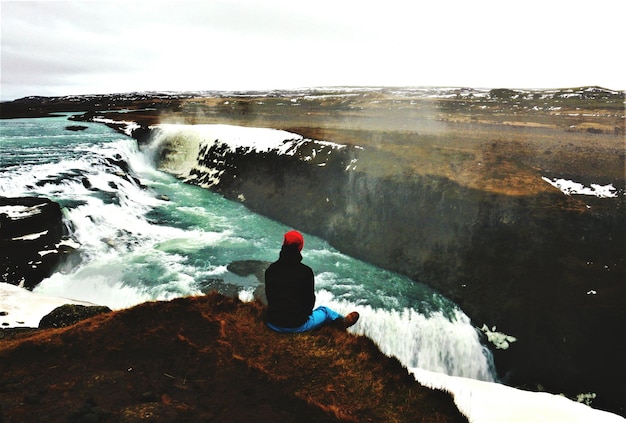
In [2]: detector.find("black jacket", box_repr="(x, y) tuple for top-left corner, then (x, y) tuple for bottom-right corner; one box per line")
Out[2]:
(264, 245), (316, 328)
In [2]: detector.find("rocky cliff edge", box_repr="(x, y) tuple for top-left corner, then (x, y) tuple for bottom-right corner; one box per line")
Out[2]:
(0, 293), (466, 422)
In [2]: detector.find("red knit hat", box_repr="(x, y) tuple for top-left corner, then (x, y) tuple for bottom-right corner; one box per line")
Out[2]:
(283, 230), (304, 251)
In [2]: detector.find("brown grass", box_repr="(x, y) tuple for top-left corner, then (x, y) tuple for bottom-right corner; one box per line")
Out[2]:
(0, 293), (466, 422)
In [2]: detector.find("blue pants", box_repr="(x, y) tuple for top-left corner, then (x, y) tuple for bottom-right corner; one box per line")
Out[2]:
(266, 306), (343, 333)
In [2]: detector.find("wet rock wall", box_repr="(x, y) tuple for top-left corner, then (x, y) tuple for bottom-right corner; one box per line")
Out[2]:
(0, 197), (76, 289)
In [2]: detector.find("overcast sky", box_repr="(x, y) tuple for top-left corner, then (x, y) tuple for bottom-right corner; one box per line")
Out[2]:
(1, 0), (623, 100)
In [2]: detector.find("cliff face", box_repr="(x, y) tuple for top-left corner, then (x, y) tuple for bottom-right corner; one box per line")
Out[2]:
(144, 124), (626, 410)
(0, 293), (466, 422)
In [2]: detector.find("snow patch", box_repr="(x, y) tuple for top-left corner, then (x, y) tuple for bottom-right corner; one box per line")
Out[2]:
(411, 368), (624, 423)
(92, 117), (140, 137)
(149, 124), (353, 187)
(542, 177), (617, 198)
(11, 230), (49, 241)
(0, 204), (44, 219)
(152, 124), (346, 156)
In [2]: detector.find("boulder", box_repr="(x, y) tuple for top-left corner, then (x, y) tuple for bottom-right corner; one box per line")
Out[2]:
(64, 125), (89, 131)
(227, 259), (269, 283)
(0, 197), (78, 289)
(39, 304), (112, 329)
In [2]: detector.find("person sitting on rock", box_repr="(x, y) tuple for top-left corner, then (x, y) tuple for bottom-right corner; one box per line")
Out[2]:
(264, 230), (359, 333)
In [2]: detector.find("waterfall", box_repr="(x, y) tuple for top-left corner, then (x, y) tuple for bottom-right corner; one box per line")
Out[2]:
(315, 290), (496, 382)
(144, 123), (497, 382)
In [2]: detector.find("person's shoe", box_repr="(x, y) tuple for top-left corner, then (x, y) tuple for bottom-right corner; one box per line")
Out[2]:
(343, 311), (359, 328)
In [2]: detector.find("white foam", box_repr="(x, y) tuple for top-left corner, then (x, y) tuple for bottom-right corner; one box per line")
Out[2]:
(238, 288), (256, 302)
(33, 252), (201, 311)
(314, 289), (495, 381)
(33, 262), (149, 310)
(0, 282), (95, 328)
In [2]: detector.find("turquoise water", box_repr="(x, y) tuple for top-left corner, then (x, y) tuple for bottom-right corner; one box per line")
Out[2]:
(0, 115), (495, 380)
